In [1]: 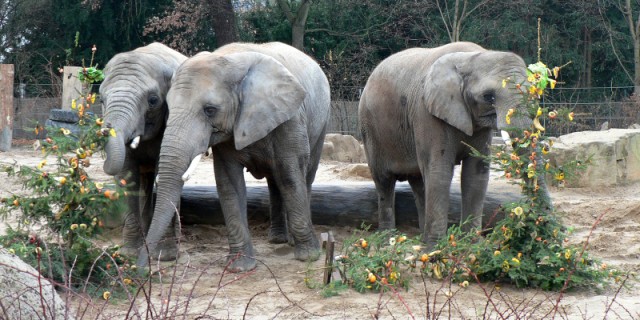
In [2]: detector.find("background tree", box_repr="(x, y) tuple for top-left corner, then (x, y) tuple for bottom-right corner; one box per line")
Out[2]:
(144, 0), (239, 54)
(597, 0), (640, 92)
(276, 0), (313, 50)
(211, 0), (239, 46)
(1, 0), (639, 98)
(436, 0), (493, 42)
(1, 0), (169, 92)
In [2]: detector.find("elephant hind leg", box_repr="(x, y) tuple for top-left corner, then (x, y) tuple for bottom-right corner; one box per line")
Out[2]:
(267, 177), (289, 244)
(372, 171), (397, 230)
(408, 175), (426, 231)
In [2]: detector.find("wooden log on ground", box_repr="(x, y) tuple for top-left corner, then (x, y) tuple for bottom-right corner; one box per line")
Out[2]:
(178, 182), (522, 228)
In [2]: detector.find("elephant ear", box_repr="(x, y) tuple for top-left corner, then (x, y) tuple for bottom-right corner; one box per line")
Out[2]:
(423, 53), (474, 136)
(229, 52), (306, 150)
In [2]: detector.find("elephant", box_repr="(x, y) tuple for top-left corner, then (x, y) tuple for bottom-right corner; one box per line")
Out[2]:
(137, 42), (331, 272)
(99, 42), (187, 259)
(358, 42), (552, 248)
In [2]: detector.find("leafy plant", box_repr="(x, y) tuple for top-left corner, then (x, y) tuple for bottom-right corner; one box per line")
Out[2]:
(308, 225), (436, 296)
(1, 42), (141, 298)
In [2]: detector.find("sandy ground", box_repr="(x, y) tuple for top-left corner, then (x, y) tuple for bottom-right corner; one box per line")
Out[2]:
(1, 142), (639, 319)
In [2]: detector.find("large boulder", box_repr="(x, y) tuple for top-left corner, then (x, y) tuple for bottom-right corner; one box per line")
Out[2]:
(0, 247), (73, 319)
(321, 134), (367, 163)
(547, 129), (640, 187)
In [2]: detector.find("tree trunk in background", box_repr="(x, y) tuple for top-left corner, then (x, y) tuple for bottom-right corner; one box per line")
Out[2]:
(581, 27), (592, 89)
(437, 0), (491, 43)
(210, 0), (238, 47)
(276, 0), (312, 50)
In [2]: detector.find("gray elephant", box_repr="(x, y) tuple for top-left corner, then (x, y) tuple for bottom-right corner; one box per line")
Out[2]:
(99, 42), (187, 259)
(358, 42), (552, 248)
(137, 42), (330, 272)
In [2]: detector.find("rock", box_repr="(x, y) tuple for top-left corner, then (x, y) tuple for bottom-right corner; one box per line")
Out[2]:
(321, 134), (367, 163)
(345, 163), (372, 179)
(547, 129), (640, 187)
(628, 123), (640, 129)
(600, 121), (609, 130)
(0, 247), (73, 319)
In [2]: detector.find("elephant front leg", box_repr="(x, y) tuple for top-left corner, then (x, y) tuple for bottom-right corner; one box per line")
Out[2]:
(423, 163), (454, 249)
(273, 160), (320, 262)
(460, 156), (490, 231)
(266, 177), (289, 244)
(213, 154), (256, 272)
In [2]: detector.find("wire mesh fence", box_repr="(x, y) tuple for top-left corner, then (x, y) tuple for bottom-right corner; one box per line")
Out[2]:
(12, 84), (102, 140)
(9, 84), (640, 140)
(541, 86), (638, 136)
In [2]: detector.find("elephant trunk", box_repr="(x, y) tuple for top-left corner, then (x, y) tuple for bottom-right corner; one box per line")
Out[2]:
(102, 100), (141, 175)
(103, 130), (126, 175)
(136, 131), (193, 267)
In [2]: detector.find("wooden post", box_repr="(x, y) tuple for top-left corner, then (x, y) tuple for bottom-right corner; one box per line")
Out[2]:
(61, 66), (83, 110)
(0, 64), (15, 152)
(322, 231), (337, 285)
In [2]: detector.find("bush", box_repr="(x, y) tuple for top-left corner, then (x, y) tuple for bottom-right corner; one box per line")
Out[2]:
(0, 44), (142, 299)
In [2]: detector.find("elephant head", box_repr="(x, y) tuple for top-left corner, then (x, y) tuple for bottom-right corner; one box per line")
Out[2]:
(138, 51), (306, 266)
(423, 50), (553, 208)
(99, 43), (187, 175)
(423, 50), (531, 136)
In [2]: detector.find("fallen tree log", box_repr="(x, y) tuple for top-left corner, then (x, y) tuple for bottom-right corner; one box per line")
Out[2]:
(177, 182), (522, 228)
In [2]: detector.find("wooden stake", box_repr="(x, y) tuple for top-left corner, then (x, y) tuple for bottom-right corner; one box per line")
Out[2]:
(322, 231), (336, 285)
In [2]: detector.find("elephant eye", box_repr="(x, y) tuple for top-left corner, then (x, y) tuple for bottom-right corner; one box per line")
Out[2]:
(483, 91), (496, 105)
(203, 104), (219, 118)
(148, 95), (160, 108)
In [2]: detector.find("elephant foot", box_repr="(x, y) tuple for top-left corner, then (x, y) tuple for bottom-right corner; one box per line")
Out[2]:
(225, 253), (257, 273)
(152, 239), (179, 261)
(119, 245), (140, 259)
(421, 234), (439, 253)
(378, 221), (396, 230)
(268, 228), (289, 244)
(293, 237), (321, 261)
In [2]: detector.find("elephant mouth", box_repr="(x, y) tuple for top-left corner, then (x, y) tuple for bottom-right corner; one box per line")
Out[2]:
(479, 111), (497, 122)
(476, 111), (497, 129)
(480, 110), (497, 118)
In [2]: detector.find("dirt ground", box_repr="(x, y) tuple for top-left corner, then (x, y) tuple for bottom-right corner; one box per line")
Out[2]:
(1, 142), (639, 319)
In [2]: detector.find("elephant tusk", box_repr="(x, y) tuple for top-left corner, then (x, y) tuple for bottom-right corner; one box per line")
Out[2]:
(204, 147), (213, 157)
(182, 154), (203, 181)
(130, 136), (141, 149)
(501, 130), (512, 146)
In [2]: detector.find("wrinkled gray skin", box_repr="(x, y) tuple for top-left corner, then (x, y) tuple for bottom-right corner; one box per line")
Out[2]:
(138, 42), (330, 272)
(359, 42), (552, 248)
(99, 43), (187, 259)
